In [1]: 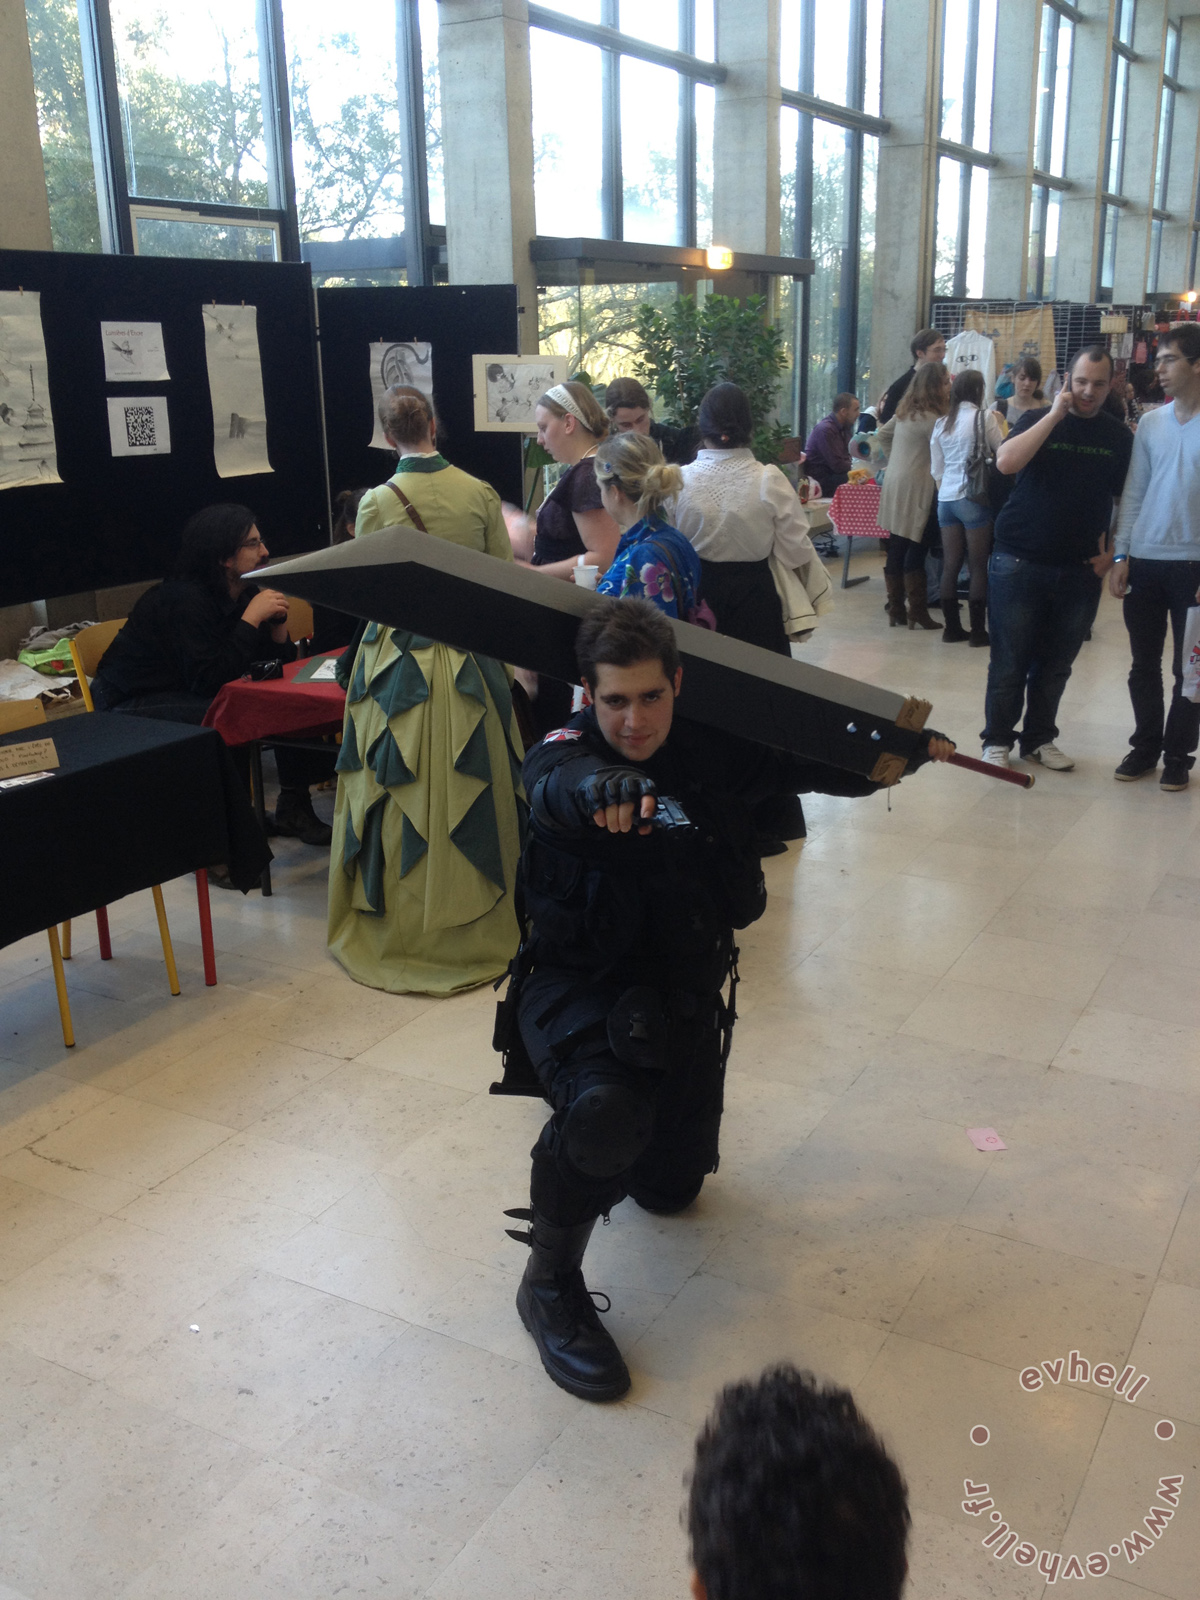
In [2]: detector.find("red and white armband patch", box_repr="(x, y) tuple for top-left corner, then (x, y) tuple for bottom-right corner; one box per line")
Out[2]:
(542, 727), (583, 744)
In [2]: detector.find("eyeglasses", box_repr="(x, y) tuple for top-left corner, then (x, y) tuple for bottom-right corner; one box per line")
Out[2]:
(238, 536), (266, 550)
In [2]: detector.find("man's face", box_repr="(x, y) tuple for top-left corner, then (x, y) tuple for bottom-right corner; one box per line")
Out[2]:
(611, 406), (652, 436)
(1067, 356), (1112, 417)
(837, 399), (860, 429)
(917, 337), (946, 366)
(223, 524), (269, 584)
(589, 658), (681, 763)
(1155, 342), (1200, 399)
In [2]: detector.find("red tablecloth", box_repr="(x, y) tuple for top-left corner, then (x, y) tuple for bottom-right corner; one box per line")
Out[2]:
(828, 480), (886, 538)
(202, 655), (346, 747)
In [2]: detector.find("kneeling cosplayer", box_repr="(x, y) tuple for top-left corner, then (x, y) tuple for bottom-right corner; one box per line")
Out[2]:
(497, 598), (952, 1400)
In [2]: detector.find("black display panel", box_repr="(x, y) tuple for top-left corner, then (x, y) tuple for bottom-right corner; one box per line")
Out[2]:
(0, 250), (326, 606)
(317, 285), (523, 510)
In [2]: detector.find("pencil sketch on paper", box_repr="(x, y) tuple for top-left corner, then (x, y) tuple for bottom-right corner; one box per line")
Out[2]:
(0, 290), (62, 490)
(101, 320), (170, 383)
(202, 303), (272, 477)
(368, 341), (433, 449)
(471, 354), (567, 432)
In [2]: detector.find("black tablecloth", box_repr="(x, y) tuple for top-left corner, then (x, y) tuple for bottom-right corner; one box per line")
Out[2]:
(0, 713), (271, 947)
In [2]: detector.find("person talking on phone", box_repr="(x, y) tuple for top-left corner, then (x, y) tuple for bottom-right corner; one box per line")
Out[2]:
(497, 599), (954, 1403)
(91, 503), (334, 846)
(978, 346), (1132, 773)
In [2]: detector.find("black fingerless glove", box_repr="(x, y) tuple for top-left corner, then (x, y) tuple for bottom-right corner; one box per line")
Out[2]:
(576, 766), (658, 821)
(904, 729), (950, 774)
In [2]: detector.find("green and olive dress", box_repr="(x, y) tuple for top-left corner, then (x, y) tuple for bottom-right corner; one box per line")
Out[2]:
(327, 453), (527, 995)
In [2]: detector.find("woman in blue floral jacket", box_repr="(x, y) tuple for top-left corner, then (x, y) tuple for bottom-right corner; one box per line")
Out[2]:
(589, 432), (703, 620)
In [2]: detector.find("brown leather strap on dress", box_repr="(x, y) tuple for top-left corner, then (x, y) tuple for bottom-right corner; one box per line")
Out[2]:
(385, 479), (429, 534)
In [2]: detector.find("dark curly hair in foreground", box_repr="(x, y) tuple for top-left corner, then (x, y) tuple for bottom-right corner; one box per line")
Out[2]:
(688, 1366), (910, 1600)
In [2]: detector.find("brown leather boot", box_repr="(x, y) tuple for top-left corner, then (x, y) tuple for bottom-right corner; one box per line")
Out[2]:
(884, 572), (907, 627)
(904, 570), (942, 630)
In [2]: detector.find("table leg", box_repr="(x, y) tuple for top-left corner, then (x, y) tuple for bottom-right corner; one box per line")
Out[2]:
(195, 871), (217, 986)
(46, 925), (74, 1048)
(841, 535), (869, 589)
(151, 884), (182, 996)
(61, 919), (72, 960)
(249, 740), (273, 897)
(95, 906), (113, 960)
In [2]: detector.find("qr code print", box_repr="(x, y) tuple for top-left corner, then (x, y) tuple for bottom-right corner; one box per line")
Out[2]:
(124, 406), (156, 448)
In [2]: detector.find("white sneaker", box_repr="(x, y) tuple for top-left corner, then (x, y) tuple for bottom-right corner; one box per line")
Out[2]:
(1028, 742), (1075, 771)
(982, 745), (1011, 768)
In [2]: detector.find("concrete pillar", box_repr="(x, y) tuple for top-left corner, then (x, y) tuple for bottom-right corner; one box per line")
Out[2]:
(438, 0), (539, 351)
(870, 0), (942, 393)
(0, 0), (53, 251)
(1158, 18), (1200, 292)
(1112, 0), (1167, 302)
(982, 0), (1040, 299)
(712, 0), (781, 254)
(1056, 0), (1116, 302)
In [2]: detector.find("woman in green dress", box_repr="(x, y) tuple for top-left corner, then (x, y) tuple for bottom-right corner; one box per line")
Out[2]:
(327, 385), (527, 995)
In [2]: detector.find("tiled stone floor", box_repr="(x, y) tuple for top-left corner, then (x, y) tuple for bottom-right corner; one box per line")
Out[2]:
(0, 557), (1197, 1598)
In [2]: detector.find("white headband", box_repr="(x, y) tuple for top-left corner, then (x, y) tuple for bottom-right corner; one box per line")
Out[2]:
(545, 384), (591, 428)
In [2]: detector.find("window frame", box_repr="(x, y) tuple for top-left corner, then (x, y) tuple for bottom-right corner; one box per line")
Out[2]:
(934, 0), (999, 301)
(527, 1), (724, 248)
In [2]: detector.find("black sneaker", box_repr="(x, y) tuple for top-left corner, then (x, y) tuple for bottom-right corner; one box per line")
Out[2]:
(1114, 751), (1158, 782)
(1160, 759), (1190, 792)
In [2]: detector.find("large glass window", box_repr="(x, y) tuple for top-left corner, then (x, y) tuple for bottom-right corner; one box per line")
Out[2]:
(1100, 0), (1136, 296)
(531, 29), (605, 236)
(107, 0), (268, 209)
(530, 3), (714, 246)
(1026, 184), (1061, 299)
(935, 0), (997, 300)
(1148, 19), (1180, 294)
(1034, 4), (1073, 178)
(23, 0), (104, 251)
(780, 0), (882, 111)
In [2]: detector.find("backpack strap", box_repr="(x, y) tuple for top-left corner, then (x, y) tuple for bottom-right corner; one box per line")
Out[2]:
(385, 479), (429, 534)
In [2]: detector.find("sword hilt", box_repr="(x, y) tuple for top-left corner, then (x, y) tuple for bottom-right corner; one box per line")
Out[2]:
(948, 752), (1035, 789)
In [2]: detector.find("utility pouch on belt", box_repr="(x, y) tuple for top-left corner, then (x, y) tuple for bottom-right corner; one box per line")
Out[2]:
(607, 987), (669, 1072)
(490, 951), (547, 1100)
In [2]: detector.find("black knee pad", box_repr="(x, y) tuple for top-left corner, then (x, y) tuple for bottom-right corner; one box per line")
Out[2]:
(563, 1081), (655, 1180)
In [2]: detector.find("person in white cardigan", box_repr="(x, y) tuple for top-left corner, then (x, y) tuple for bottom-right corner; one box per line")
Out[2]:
(674, 383), (820, 657)
(673, 382), (823, 852)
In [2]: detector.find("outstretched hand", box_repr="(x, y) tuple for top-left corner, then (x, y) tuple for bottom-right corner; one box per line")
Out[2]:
(576, 768), (658, 834)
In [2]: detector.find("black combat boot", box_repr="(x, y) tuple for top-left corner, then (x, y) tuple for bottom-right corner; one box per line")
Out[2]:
(508, 1209), (630, 1402)
(941, 600), (968, 642)
(967, 599), (990, 648)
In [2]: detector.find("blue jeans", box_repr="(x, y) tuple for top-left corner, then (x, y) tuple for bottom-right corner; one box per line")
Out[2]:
(981, 552), (1100, 753)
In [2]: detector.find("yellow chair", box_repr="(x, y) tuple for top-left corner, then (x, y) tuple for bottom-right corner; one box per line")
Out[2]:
(63, 620), (182, 998)
(68, 618), (125, 714)
(0, 699), (76, 1045)
(286, 597), (314, 647)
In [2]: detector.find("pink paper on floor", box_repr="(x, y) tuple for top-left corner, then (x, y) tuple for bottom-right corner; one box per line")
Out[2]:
(967, 1127), (1007, 1152)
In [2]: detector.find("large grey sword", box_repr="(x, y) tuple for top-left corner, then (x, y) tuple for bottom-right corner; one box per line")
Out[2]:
(253, 526), (932, 784)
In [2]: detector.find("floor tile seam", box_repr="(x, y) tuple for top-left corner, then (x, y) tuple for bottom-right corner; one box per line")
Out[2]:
(692, 1254), (917, 1338)
(954, 1211), (1180, 1282)
(265, 1249), (478, 1323)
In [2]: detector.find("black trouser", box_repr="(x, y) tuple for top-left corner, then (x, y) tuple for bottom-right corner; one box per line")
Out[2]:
(884, 535), (927, 576)
(1123, 557), (1200, 767)
(518, 967), (728, 1228)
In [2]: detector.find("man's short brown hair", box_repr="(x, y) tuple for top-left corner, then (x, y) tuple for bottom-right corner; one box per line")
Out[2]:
(575, 597), (680, 689)
(911, 327), (943, 359)
(1161, 322), (1200, 362)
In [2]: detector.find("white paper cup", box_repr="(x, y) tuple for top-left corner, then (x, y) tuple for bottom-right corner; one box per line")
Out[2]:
(573, 564), (599, 591)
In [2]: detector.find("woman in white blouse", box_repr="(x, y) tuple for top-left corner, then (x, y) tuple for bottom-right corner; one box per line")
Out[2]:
(674, 382), (821, 852)
(930, 369), (1004, 646)
(674, 383), (820, 656)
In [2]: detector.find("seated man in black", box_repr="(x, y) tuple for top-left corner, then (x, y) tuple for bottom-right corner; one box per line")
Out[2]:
(92, 503), (332, 845)
(688, 1365), (910, 1600)
(500, 599), (952, 1401)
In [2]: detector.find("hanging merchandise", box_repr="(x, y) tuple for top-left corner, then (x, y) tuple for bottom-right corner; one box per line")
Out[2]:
(202, 303), (273, 477)
(965, 305), (1057, 378)
(368, 341), (433, 449)
(945, 327), (996, 398)
(0, 290), (61, 490)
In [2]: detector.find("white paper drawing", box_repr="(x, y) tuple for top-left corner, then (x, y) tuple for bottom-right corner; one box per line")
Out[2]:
(471, 354), (568, 432)
(102, 321), (170, 383)
(0, 290), (61, 489)
(369, 341), (433, 449)
(107, 395), (171, 457)
(203, 303), (272, 477)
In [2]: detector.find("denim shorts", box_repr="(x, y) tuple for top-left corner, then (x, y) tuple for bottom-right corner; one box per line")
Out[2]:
(938, 496), (992, 530)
